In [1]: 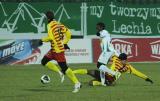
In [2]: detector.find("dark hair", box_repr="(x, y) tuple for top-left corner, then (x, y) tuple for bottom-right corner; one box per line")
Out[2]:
(45, 11), (54, 20)
(96, 22), (105, 29)
(118, 53), (127, 60)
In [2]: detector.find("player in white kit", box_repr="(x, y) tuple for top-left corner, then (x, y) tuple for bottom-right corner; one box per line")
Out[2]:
(96, 22), (121, 86)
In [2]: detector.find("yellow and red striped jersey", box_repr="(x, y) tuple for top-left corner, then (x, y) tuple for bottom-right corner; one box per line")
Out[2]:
(110, 55), (148, 80)
(110, 55), (131, 73)
(42, 20), (71, 53)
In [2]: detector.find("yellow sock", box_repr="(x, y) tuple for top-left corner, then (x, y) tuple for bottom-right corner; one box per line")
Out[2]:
(92, 80), (102, 86)
(46, 61), (61, 74)
(73, 69), (88, 74)
(66, 68), (79, 84)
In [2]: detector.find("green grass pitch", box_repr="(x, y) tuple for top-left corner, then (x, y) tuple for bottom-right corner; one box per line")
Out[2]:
(0, 63), (160, 101)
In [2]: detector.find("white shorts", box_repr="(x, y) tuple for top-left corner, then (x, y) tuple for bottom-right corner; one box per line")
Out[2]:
(98, 51), (114, 64)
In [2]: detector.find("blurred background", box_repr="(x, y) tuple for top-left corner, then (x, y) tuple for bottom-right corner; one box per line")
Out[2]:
(0, 0), (160, 64)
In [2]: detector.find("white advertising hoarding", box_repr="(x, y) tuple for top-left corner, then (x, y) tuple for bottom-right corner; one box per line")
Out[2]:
(39, 39), (92, 64)
(65, 39), (92, 63)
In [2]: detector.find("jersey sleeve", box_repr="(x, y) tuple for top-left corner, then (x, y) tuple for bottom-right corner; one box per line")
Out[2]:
(110, 56), (117, 70)
(129, 65), (148, 80)
(41, 23), (54, 42)
(99, 30), (110, 38)
(63, 27), (71, 44)
(108, 43), (119, 56)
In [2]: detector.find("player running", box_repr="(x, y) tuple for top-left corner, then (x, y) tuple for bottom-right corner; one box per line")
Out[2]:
(40, 11), (81, 93)
(96, 22), (121, 85)
(73, 53), (153, 86)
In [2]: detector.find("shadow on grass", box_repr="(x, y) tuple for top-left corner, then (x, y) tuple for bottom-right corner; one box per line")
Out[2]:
(23, 88), (71, 93)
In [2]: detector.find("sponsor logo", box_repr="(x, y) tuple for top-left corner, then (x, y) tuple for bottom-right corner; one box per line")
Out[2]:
(150, 40), (160, 59)
(1, 42), (25, 58)
(112, 39), (137, 58)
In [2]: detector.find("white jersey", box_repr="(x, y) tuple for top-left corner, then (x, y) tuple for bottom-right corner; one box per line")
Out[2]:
(99, 30), (111, 52)
(98, 30), (118, 64)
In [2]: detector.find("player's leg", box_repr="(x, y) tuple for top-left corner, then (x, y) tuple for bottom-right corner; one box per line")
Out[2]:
(97, 52), (117, 75)
(97, 52), (121, 82)
(41, 50), (64, 83)
(58, 62), (81, 93)
(89, 79), (102, 86)
(73, 69), (88, 74)
(56, 52), (81, 93)
(97, 62), (119, 85)
(87, 70), (104, 86)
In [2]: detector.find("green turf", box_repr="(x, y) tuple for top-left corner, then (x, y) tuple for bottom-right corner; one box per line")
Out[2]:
(0, 63), (160, 101)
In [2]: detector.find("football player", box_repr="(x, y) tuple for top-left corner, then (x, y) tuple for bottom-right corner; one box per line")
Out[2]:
(110, 53), (153, 83)
(40, 11), (81, 93)
(73, 53), (153, 86)
(96, 22), (121, 85)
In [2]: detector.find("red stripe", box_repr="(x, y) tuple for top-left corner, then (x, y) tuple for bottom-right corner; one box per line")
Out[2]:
(57, 43), (62, 45)
(59, 48), (64, 50)
(55, 36), (60, 39)
(115, 64), (122, 69)
(51, 27), (58, 33)
(58, 45), (64, 48)
(51, 24), (58, 28)
(54, 33), (59, 36)
(55, 39), (61, 42)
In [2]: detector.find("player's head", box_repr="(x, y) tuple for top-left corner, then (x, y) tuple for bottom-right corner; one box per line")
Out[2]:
(45, 11), (54, 23)
(118, 53), (127, 60)
(96, 22), (105, 31)
(118, 53), (127, 64)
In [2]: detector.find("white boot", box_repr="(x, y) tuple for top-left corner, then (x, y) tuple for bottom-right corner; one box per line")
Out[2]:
(72, 82), (81, 93)
(60, 74), (65, 83)
(59, 72), (65, 83)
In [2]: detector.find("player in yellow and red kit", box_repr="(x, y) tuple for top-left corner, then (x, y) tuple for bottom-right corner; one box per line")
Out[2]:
(40, 11), (81, 93)
(73, 53), (153, 86)
(110, 53), (153, 83)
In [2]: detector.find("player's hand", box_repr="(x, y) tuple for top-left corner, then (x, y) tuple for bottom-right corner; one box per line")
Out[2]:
(30, 39), (43, 49)
(64, 44), (70, 50)
(96, 32), (100, 36)
(145, 78), (153, 84)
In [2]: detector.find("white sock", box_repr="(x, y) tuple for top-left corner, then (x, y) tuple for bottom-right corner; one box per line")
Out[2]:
(100, 70), (106, 85)
(58, 71), (63, 76)
(99, 65), (116, 75)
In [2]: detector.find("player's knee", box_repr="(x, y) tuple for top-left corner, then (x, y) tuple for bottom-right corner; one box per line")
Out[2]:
(58, 62), (68, 74)
(41, 57), (50, 66)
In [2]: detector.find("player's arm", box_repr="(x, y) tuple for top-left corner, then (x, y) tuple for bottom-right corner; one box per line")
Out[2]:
(129, 65), (153, 84)
(61, 26), (71, 49)
(108, 43), (119, 56)
(110, 58), (116, 71)
(41, 24), (53, 42)
(41, 36), (52, 42)
(63, 28), (71, 44)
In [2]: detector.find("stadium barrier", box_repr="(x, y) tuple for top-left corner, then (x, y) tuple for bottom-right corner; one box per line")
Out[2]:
(0, 39), (92, 64)
(1, 38), (160, 64)
(92, 38), (160, 63)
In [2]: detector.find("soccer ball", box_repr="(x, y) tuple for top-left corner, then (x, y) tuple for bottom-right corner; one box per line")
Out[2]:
(40, 75), (51, 84)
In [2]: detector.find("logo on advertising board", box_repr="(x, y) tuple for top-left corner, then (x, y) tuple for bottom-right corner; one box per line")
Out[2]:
(150, 40), (160, 59)
(112, 39), (138, 58)
(0, 39), (41, 64)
